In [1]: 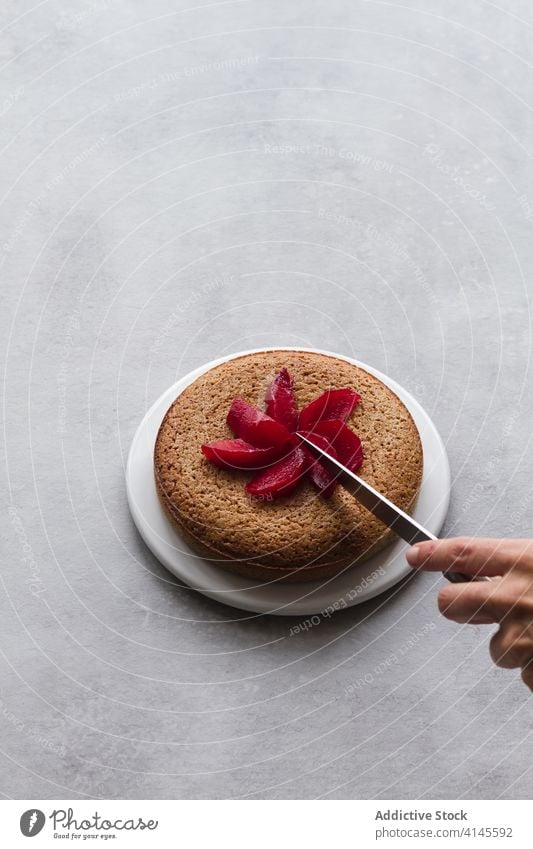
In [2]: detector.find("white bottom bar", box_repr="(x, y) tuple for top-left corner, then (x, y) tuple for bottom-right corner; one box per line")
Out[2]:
(2, 799), (531, 848)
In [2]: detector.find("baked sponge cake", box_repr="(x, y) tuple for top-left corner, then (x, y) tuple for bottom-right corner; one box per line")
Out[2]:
(154, 350), (423, 582)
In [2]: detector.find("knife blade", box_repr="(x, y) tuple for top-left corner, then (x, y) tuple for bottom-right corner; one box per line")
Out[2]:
(297, 433), (476, 584)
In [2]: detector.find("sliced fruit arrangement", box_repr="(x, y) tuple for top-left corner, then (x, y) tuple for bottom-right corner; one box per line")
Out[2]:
(201, 439), (281, 471)
(201, 369), (363, 500)
(298, 387), (360, 431)
(264, 367), (299, 431)
(226, 398), (290, 449)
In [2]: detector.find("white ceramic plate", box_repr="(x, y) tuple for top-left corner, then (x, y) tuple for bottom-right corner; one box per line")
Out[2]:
(126, 348), (450, 616)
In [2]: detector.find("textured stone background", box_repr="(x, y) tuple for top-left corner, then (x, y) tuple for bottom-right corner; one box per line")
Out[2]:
(1, 0), (533, 799)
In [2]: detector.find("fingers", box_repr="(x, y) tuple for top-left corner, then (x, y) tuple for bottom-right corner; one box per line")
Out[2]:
(409, 537), (533, 692)
(438, 572), (533, 623)
(406, 537), (533, 578)
(490, 623), (532, 669)
(521, 663), (533, 692)
(437, 581), (502, 623)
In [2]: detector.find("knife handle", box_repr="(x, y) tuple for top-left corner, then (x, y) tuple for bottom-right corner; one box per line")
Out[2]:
(443, 569), (491, 584)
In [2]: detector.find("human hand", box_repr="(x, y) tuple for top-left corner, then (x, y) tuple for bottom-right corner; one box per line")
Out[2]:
(406, 537), (533, 691)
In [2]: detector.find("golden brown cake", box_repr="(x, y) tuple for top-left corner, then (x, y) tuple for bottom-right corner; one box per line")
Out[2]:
(154, 350), (423, 582)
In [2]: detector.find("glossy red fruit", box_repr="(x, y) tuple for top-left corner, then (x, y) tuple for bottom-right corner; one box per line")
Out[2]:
(298, 432), (340, 499)
(227, 398), (291, 449)
(298, 388), (361, 432)
(201, 439), (282, 471)
(265, 368), (298, 432)
(246, 447), (308, 499)
(313, 419), (364, 473)
(203, 373), (364, 501)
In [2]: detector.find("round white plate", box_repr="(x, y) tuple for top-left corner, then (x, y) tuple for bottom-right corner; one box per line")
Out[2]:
(126, 348), (450, 616)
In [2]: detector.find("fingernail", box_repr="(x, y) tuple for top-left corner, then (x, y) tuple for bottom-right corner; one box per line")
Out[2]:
(406, 545), (423, 566)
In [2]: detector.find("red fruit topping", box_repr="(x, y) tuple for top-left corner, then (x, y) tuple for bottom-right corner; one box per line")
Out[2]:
(246, 447), (308, 499)
(227, 398), (291, 449)
(313, 419), (364, 473)
(201, 368), (364, 502)
(265, 368), (298, 432)
(298, 388), (361, 432)
(298, 432), (340, 499)
(297, 431), (335, 455)
(201, 439), (281, 471)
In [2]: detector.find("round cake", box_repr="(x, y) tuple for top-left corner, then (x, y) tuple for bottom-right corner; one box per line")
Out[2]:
(154, 350), (423, 582)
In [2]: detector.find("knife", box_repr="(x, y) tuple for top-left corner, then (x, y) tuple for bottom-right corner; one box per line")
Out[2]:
(297, 433), (477, 584)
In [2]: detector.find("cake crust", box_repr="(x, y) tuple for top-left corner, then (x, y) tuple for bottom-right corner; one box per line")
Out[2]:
(154, 350), (423, 582)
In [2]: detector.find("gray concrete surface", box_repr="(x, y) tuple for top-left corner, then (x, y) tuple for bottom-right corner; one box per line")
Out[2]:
(2, 0), (533, 800)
